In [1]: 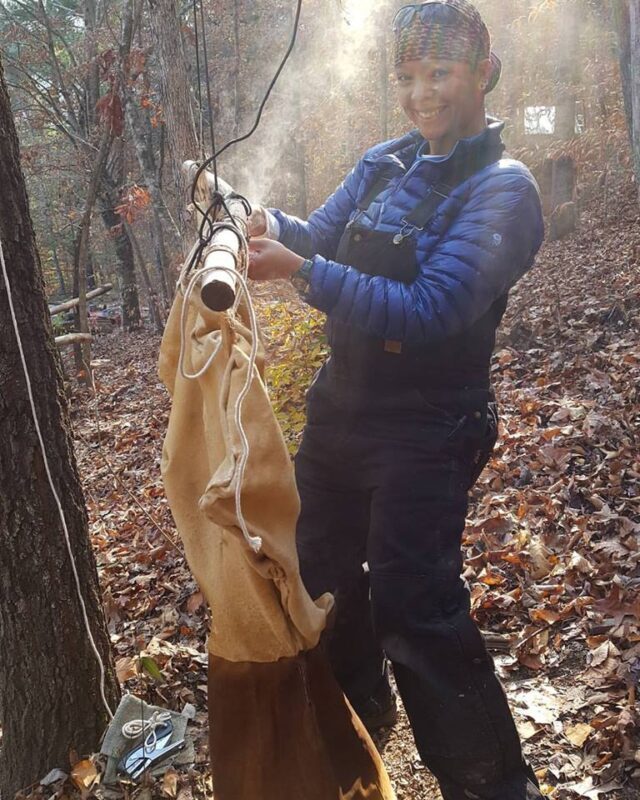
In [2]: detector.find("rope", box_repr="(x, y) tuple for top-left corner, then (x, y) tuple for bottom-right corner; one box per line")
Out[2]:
(122, 709), (172, 745)
(176, 231), (263, 555)
(180, 0), (305, 554)
(0, 236), (114, 720)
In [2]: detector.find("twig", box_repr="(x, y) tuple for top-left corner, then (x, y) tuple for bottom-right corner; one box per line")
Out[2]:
(516, 620), (560, 651)
(77, 425), (181, 555)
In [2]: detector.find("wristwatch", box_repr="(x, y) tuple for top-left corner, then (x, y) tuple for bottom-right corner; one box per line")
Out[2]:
(290, 258), (314, 296)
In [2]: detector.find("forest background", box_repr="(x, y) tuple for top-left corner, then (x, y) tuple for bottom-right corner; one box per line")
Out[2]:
(2, 0), (632, 325)
(0, 0), (639, 799)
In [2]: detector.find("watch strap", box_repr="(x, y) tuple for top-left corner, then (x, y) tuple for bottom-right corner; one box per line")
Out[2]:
(290, 258), (314, 295)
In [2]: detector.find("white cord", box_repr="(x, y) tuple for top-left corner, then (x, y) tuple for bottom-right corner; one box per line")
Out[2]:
(177, 234), (263, 554)
(122, 709), (172, 748)
(0, 236), (114, 721)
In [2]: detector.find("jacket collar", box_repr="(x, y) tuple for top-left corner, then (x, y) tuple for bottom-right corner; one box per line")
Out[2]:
(364, 118), (505, 176)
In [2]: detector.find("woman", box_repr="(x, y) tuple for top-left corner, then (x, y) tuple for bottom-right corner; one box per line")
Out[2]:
(248, 2), (545, 798)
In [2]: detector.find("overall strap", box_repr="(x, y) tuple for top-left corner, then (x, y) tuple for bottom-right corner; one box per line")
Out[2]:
(404, 181), (454, 229)
(356, 157), (411, 212)
(356, 175), (392, 212)
(404, 144), (505, 230)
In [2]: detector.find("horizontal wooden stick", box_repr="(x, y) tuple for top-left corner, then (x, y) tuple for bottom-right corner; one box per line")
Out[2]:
(182, 161), (234, 201)
(55, 333), (93, 347)
(49, 284), (114, 316)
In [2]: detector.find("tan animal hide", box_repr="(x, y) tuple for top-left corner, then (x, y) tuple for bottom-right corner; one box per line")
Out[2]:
(159, 289), (395, 800)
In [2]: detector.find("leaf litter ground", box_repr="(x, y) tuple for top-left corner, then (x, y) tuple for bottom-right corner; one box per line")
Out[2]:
(53, 186), (638, 800)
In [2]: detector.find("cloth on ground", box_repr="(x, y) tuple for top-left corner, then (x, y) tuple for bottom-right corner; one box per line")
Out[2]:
(100, 694), (194, 785)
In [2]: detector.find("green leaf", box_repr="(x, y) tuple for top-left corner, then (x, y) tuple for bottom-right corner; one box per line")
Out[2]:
(140, 655), (163, 682)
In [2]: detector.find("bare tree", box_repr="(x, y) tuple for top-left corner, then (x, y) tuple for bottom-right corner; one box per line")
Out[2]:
(0, 54), (119, 797)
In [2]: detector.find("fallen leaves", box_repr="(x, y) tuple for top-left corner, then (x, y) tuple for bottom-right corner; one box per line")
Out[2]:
(70, 760), (98, 792)
(563, 777), (623, 798)
(466, 181), (640, 796)
(57, 181), (640, 799)
(565, 723), (594, 748)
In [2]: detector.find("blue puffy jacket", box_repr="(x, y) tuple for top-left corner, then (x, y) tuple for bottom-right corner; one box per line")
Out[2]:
(271, 120), (544, 347)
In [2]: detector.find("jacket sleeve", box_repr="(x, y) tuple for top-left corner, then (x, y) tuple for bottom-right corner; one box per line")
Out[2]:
(269, 159), (365, 260)
(304, 169), (545, 344)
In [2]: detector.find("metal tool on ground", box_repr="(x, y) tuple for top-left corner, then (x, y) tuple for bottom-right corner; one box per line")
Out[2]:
(118, 718), (186, 781)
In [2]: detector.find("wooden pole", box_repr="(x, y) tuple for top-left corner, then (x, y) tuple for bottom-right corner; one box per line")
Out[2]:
(49, 284), (113, 316)
(54, 333), (93, 347)
(182, 162), (248, 312)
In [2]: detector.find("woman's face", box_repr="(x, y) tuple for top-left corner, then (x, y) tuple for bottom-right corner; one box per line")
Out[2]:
(395, 57), (491, 156)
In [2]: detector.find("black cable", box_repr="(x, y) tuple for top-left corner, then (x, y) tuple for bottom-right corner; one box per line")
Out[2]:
(185, 0), (304, 282)
(189, 0), (304, 223)
(198, 0), (219, 191)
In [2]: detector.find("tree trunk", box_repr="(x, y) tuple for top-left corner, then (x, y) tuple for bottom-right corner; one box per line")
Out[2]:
(148, 0), (199, 241)
(99, 139), (142, 330)
(615, 0), (633, 141)
(628, 0), (640, 190)
(554, 1), (581, 141)
(121, 0), (176, 301)
(0, 59), (119, 798)
(98, 186), (142, 330)
(125, 220), (165, 333)
(126, 97), (175, 299)
(72, 127), (114, 386)
(378, 15), (389, 141)
(40, 188), (68, 296)
(233, 0), (241, 140)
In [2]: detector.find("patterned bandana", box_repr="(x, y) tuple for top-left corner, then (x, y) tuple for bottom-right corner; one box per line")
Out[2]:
(393, 0), (502, 93)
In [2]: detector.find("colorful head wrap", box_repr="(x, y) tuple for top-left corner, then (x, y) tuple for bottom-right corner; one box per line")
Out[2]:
(393, 0), (502, 93)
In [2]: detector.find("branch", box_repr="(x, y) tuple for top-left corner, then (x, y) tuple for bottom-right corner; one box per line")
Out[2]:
(3, 52), (74, 132)
(0, 5), (51, 50)
(49, 284), (114, 315)
(5, 80), (80, 149)
(0, 0), (79, 69)
(55, 332), (93, 346)
(36, 0), (80, 130)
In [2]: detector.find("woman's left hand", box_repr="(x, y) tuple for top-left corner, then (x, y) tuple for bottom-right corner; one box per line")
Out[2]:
(248, 238), (304, 281)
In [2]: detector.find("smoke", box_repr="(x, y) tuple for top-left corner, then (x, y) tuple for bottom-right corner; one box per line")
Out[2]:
(215, 0), (387, 211)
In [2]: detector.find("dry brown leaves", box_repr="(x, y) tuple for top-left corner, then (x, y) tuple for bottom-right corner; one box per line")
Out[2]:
(464, 181), (639, 799)
(45, 180), (638, 800)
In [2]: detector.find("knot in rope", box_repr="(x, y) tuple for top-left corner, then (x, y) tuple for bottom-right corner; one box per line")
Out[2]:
(122, 709), (173, 742)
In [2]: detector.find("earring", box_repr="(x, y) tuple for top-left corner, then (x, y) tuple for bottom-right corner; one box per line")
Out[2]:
(480, 82), (488, 90)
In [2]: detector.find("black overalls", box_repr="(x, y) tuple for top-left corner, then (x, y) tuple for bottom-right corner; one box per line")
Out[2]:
(295, 137), (539, 800)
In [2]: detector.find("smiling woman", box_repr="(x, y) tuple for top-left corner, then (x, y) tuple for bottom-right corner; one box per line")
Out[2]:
(245, 3), (546, 800)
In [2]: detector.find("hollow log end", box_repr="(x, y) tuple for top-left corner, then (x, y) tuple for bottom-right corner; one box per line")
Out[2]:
(201, 281), (236, 312)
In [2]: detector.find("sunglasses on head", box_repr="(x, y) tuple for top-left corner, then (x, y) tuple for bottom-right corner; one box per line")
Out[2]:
(393, 3), (463, 32)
